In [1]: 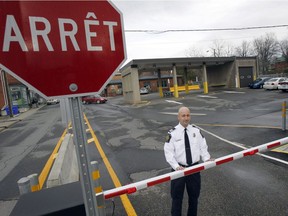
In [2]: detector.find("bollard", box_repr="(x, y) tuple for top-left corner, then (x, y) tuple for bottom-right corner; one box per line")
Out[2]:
(17, 177), (31, 195)
(96, 193), (105, 216)
(282, 101), (286, 131)
(91, 161), (105, 216)
(28, 173), (40, 192)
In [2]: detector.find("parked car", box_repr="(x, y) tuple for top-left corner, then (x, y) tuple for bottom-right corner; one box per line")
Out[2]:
(82, 95), (107, 104)
(248, 77), (271, 89)
(263, 77), (286, 90)
(278, 78), (288, 92)
(46, 98), (59, 105)
(140, 87), (149, 94)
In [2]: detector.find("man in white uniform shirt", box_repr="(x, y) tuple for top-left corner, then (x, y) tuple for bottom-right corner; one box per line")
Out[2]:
(164, 106), (211, 216)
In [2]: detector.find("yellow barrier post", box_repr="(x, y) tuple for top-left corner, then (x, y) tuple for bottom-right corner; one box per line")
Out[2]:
(202, 63), (208, 94)
(91, 161), (105, 216)
(203, 82), (208, 94)
(184, 67), (189, 94)
(28, 173), (40, 192)
(157, 69), (164, 97)
(159, 86), (163, 97)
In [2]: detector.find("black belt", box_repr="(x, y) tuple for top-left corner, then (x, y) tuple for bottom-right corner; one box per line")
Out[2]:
(178, 162), (198, 167)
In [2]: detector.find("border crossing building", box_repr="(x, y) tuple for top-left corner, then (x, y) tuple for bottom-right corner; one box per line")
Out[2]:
(0, 56), (258, 114)
(120, 56), (258, 104)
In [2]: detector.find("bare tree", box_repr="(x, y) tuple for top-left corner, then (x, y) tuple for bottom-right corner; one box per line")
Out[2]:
(279, 38), (288, 62)
(185, 46), (205, 57)
(253, 33), (279, 74)
(235, 40), (254, 57)
(209, 40), (225, 57)
(224, 43), (235, 57)
(208, 40), (235, 57)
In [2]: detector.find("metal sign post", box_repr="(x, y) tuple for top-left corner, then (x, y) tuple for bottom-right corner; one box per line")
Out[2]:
(69, 97), (99, 216)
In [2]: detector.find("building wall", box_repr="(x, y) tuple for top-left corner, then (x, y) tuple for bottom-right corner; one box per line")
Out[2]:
(121, 66), (141, 103)
(236, 58), (257, 77)
(138, 70), (180, 92)
(206, 58), (257, 88)
(271, 61), (288, 73)
(235, 58), (257, 87)
(105, 73), (123, 96)
(207, 65), (226, 86)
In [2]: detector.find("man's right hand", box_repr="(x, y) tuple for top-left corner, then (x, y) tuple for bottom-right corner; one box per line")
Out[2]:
(176, 166), (185, 171)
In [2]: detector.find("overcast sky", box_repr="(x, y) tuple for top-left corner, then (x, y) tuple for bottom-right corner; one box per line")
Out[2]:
(111, 0), (288, 62)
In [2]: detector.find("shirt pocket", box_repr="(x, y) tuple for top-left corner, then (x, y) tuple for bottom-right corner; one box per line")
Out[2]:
(174, 138), (185, 156)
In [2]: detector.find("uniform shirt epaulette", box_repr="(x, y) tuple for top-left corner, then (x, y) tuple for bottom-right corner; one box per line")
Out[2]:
(165, 127), (175, 143)
(192, 124), (205, 138)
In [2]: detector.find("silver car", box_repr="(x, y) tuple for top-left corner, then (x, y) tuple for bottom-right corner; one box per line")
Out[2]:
(278, 78), (288, 92)
(140, 87), (149, 94)
(263, 77), (286, 90)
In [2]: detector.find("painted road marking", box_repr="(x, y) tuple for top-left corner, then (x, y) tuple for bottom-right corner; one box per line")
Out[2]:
(223, 91), (245, 94)
(38, 123), (70, 189)
(39, 118), (137, 215)
(165, 100), (183, 104)
(253, 108), (271, 111)
(87, 137), (94, 144)
(84, 114), (137, 216)
(197, 95), (218, 99)
(272, 144), (288, 154)
(198, 125), (288, 165)
(197, 123), (281, 129)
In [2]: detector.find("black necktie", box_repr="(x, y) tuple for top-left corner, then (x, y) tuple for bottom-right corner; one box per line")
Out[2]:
(184, 128), (192, 165)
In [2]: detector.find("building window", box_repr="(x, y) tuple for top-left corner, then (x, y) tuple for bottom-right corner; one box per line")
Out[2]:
(162, 80), (168, 87)
(10, 85), (28, 108)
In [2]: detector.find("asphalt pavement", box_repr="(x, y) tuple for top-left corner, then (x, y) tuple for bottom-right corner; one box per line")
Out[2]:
(0, 105), (45, 133)
(0, 109), (34, 216)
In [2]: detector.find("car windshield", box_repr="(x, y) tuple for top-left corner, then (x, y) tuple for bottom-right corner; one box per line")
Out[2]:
(268, 78), (277, 82)
(253, 78), (261, 82)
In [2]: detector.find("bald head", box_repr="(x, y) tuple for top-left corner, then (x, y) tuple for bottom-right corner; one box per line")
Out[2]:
(178, 107), (191, 128)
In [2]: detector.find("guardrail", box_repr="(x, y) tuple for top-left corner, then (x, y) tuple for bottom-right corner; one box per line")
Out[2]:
(169, 84), (200, 92)
(100, 137), (288, 200)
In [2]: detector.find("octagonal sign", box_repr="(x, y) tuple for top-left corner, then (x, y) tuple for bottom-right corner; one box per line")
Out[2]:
(0, 0), (126, 98)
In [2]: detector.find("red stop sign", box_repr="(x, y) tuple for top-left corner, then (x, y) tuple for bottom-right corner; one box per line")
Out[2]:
(0, 0), (126, 98)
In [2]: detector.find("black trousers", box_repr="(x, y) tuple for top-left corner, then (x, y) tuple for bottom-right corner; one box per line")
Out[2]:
(170, 172), (201, 216)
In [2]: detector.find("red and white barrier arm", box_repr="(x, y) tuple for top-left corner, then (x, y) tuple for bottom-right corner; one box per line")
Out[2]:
(101, 137), (288, 200)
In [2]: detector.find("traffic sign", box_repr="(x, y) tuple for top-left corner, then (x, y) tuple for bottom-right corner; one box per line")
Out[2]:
(0, 0), (126, 98)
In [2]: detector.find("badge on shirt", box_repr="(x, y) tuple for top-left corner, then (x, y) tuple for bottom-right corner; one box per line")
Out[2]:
(165, 128), (175, 143)
(193, 133), (196, 137)
(165, 134), (171, 143)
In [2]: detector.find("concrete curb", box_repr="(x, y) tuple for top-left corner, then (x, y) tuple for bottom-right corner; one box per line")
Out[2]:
(47, 133), (79, 188)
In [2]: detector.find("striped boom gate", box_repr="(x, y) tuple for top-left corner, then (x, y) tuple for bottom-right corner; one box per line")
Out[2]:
(100, 137), (288, 200)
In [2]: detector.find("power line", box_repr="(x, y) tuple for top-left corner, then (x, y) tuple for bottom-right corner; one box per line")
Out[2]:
(125, 24), (288, 33)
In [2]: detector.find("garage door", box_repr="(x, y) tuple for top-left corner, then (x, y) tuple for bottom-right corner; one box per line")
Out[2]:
(239, 67), (253, 87)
